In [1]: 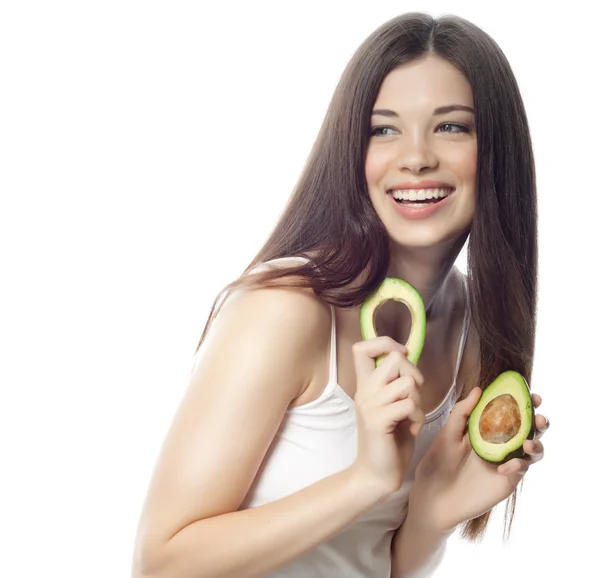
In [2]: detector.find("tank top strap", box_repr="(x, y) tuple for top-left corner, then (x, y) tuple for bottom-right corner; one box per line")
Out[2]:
(328, 305), (337, 385)
(451, 273), (471, 387)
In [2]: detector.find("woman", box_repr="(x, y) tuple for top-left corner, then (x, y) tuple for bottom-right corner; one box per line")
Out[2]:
(132, 12), (549, 578)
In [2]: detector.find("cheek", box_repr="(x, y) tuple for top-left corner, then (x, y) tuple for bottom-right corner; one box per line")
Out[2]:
(365, 147), (388, 188)
(452, 145), (478, 184)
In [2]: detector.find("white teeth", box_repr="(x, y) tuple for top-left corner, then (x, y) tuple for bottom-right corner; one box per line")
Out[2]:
(390, 187), (453, 201)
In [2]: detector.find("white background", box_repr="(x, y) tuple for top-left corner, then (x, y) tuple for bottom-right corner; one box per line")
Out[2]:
(1, 1), (597, 576)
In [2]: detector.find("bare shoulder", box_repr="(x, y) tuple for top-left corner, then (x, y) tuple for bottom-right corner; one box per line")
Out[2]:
(202, 280), (333, 396)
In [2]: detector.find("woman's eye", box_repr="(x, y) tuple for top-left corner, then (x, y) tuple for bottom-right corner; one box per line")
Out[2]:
(370, 126), (398, 137)
(437, 123), (470, 134)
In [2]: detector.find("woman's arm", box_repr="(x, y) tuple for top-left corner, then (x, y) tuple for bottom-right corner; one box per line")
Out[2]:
(140, 466), (383, 578)
(390, 501), (456, 578)
(390, 314), (479, 577)
(132, 285), (388, 578)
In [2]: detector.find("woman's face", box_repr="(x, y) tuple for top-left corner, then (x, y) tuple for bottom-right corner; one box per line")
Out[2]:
(365, 54), (477, 251)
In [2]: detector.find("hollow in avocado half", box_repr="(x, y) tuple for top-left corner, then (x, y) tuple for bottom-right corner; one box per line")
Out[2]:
(359, 277), (426, 366)
(468, 371), (535, 464)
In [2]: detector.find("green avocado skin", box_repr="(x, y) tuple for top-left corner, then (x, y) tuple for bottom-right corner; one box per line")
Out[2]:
(359, 277), (426, 366)
(467, 371), (535, 465)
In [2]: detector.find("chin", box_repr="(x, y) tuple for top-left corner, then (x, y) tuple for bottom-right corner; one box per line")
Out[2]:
(388, 226), (469, 252)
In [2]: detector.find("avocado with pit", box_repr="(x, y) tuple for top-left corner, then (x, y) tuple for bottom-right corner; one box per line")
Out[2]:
(360, 277), (426, 366)
(468, 370), (535, 464)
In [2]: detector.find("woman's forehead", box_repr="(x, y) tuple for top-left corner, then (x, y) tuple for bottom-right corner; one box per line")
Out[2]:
(374, 56), (474, 112)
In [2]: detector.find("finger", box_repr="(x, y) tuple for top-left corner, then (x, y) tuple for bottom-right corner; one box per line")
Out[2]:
(497, 457), (529, 478)
(374, 350), (412, 387)
(447, 386), (482, 441)
(352, 337), (407, 385)
(522, 439), (544, 464)
(385, 397), (426, 436)
(375, 375), (422, 408)
(377, 348), (424, 388)
(532, 393), (542, 409)
(534, 413), (550, 438)
(376, 376), (423, 436)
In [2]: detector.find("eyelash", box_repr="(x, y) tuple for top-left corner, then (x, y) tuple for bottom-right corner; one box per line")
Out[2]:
(370, 123), (471, 136)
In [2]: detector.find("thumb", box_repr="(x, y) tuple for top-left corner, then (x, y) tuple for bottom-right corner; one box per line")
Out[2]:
(447, 386), (482, 441)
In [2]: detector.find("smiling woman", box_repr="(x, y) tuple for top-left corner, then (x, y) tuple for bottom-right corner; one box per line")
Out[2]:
(132, 11), (545, 578)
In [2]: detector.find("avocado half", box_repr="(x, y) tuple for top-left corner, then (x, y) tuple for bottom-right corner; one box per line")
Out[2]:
(359, 277), (426, 366)
(468, 370), (535, 464)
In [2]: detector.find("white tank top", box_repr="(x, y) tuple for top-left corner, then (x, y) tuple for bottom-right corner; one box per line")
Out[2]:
(216, 257), (470, 577)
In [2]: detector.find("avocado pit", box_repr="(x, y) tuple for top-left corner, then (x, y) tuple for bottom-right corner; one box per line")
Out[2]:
(479, 393), (521, 444)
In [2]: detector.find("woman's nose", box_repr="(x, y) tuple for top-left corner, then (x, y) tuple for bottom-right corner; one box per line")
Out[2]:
(397, 137), (438, 173)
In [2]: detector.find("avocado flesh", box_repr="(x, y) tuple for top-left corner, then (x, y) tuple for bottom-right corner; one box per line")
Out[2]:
(360, 277), (426, 366)
(468, 370), (535, 464)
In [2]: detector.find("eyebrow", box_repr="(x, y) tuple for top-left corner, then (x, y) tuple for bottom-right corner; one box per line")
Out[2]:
(371, 104), (475, 117)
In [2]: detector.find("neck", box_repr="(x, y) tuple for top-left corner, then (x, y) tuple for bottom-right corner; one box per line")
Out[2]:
(387, 236), (466, 320)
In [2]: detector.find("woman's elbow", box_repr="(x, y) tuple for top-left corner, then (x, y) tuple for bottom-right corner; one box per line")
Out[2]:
(131, 531), (170, 578)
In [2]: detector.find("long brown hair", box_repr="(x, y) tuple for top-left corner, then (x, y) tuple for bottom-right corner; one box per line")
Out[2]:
(195, 12), (538, 542)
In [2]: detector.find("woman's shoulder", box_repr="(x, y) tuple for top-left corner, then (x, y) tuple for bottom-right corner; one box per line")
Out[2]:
(230, 254), (331, 321)
(200, 264), (333, 399)
(222, 278), (331, 332)
(238, 254), (334, 341)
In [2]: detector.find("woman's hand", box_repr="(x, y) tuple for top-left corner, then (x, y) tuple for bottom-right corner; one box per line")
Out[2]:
(351, 337), (427, 497)
(409, 386), (549, 532)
